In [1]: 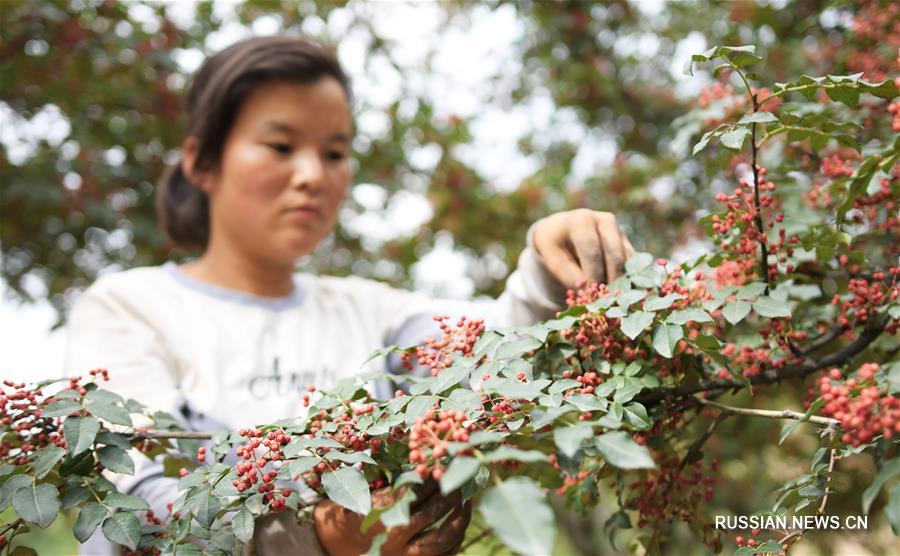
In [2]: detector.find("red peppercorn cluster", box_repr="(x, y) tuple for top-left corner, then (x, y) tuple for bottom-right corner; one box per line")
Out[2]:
(231, 427), (292, 511)
(626, 456), (719, 529)
(817, 364), (900, 445)
(830, 270), (900, 331)
(1, 380), (70, 463)
(408, 408), (472, 480)
(402, 315), (485, 376)
(845, 0), (898, 82)
(562, 281), (636, 361)
(820, 149), (860, 179)
(712, 166), (797, 281)
(889, 101), (900, 133)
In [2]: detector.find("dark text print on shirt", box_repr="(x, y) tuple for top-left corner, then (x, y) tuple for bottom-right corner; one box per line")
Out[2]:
(247, 358), (330, 399)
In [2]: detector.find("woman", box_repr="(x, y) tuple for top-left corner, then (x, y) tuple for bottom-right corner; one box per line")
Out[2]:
(64, 36), (634, 555)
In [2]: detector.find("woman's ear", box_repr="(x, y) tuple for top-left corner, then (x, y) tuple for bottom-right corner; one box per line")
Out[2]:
(181, 137), (213, 194)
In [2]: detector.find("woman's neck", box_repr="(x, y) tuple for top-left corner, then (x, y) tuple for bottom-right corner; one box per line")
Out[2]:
(180, 244), (296, 299)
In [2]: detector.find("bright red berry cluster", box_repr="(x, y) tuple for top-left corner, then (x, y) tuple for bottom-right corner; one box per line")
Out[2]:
(627, 456), (718, 529)
(402, 315), (485, 375)
(232, 427), (292, 511)
(830, 271), (900, 332)
(409, 408), (472, 480)
(818, 364), (900, 445)
(0, 379), (75, 463)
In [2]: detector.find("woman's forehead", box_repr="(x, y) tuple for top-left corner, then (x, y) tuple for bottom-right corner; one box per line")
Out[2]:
(236, 79), (352, 134)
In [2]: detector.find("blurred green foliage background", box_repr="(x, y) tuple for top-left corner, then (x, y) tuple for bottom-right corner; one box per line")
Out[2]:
(2, 0), (897, 554)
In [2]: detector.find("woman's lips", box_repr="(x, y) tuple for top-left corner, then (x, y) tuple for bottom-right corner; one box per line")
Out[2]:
(284, 206), (321, 221)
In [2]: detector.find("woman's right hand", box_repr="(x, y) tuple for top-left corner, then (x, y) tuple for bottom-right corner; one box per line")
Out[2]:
(313, 479), (471, 556)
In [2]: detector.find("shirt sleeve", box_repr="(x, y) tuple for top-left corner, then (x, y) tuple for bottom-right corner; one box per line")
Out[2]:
(64, 276), (182, 417)
(372, 223), (568, 393)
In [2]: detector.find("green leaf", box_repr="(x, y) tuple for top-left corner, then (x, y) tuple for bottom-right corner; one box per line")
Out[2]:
(530, 406), (575, 429)
(643, 294), (683, 312)
(826, 85), (859, 107)
(325, 451), (376, 466)
(862, 458), (900, 514)
(0, 475), (31, 512)
(63, 416), (100, 455)
(737, 282), (767, 299)
(719, 45), (762, 68)
(494, 338), (543, 360)
(692, 129), (714, 155)
(381, 489), (416, 528)
(751, 540), (784, 554)
(41, 399), (82, 418)
(440, 457), (480, 494)
(429, 364), (470, 395)
(616, 290), (646, 308)
(193, 492), (220, 529)
(693, 334), (724, 351)
(720, 127), (750, 150)
(364, 532), (389, 556)
(554, 423), (593, 458)
(886, 483), (900, 535)
(86, 401), (132, 427)
(778, 399), (824, 446)
(753, 296), (792, 318)
(625, 252), (654, 274)
(622, 403), (652, 430)
(104, 492), (150, 511)
(594, 431), (656, 469)
(651, 324), (683, 358)
(322, 467), (371, 515)
(98, 446), (135, 475)
(478, 477), (556, 555)
(95, 431), (132, 451)
(405, 395), (438, 425)
(482, 447), (548, 463)
(13, 483), (60, 528)
(102, 512), (142, 551)
(32, 446), (66, 479)
(667, 309), (713, 325)
(74, 501), (107, 543)
(565, 393), (608, 412)
(548, 379), (581, 395)
(738, 112), (779, 124)
(723, 301), (752, 324)
(482, 379), (551, 401)
(620, 311), (654, 340)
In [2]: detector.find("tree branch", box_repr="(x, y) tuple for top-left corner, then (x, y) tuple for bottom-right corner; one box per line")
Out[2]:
(680, 409), (730, 470)
(459, 528), (493, 553)
(690, 397), (839, 428)
(799, 325), (846, 356)
(130, 430), (214, 440)
(637, 317), (885, 406)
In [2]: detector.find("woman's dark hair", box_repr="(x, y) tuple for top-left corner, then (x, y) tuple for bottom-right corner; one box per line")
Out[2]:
(156, 36), (352, 251)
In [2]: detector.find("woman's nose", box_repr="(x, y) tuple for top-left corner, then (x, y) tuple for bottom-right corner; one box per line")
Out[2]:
(289, 150), (325, 191)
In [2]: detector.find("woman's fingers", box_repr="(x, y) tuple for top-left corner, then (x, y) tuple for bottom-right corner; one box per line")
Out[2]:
(620, 226), (636, 259)
(595, 212), (626, 283)
(534, 210), (636, 289)
(406, 501), (471, 556)
(543, 245), (588, 289)
(405, 490), (462, 534)
(570, 222), (606, 286)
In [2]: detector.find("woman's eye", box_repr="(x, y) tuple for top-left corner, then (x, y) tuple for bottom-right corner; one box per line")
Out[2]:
(326, 151), (347, 161)
(267, 143), (291, 154)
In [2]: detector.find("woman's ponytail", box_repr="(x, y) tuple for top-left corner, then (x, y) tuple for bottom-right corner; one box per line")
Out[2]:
(155, 162), (209, 252)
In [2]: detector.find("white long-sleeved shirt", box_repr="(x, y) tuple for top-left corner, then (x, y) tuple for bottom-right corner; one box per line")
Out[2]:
(63, 230), (567, 554)
(65, 236), (566, 428)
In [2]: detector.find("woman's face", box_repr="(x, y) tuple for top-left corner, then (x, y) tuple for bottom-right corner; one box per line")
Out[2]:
(197, 78), (352, 267)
